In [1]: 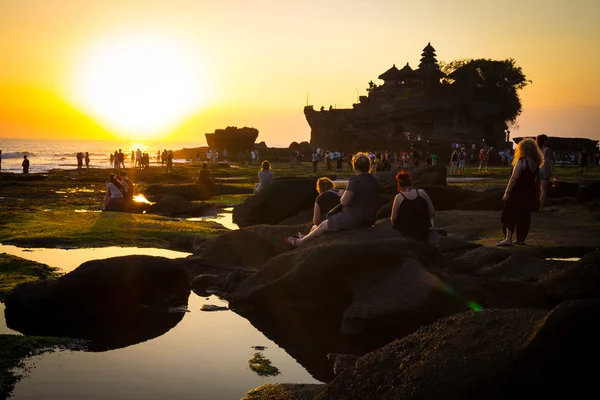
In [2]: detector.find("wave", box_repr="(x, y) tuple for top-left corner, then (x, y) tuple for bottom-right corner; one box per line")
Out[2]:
(1, 151), (37, 159)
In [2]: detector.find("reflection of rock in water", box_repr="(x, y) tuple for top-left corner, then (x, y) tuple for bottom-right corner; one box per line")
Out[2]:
(4, 255), (190, 351)
(232, 305), (368, 383)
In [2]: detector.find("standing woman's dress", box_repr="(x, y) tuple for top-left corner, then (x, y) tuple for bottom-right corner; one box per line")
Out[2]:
(501, 158), (539, 243)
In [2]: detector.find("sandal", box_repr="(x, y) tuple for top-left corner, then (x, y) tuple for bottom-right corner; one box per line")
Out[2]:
(496, 241), (513, 247)
(284, 237), (300, 248)
(514, 241), (527, 245)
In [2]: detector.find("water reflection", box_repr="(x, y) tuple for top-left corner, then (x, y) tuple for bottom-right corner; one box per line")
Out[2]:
(0, 244), (191, 273)
(11, 294), (320, 400)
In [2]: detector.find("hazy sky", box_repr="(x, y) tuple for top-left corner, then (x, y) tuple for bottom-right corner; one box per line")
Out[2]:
(1, 0), (599, 146)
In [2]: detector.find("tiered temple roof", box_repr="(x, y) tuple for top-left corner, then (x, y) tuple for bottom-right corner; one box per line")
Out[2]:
(376, 43), (444, 85)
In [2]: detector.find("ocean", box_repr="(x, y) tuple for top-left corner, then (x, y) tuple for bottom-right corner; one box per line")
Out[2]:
(0, 138), (202, 174)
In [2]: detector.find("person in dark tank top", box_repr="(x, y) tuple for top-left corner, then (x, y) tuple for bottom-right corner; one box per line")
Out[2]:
(390, 171), (436, 243)
(297, 177), (343, 239)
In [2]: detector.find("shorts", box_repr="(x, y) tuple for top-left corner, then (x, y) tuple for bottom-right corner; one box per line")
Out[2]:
(459, 160), (466, 168)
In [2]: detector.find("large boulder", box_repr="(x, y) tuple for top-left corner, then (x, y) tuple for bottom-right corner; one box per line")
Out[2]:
(144, 183), (252, 201)
(376, 165), (447, 194)
(233, 178), (318, 227)
(205, 126), (259, 153)
(148, 194), (211, 217)
(316, 300), (600, 400)
(229, 225), (473, 338)
(4, 255), (190, 350)
(542, 249), (600, 301)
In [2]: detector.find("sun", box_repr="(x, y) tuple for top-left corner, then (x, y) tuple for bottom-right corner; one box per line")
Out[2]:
(72, 34), (209, 139)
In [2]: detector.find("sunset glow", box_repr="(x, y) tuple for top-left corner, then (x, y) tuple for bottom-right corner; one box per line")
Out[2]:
(71, 34), (209, 139)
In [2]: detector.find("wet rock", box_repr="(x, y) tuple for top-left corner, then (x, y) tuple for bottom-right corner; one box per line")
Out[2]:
(542, 249), (600, 301)
(4, 255), (190, 350)
(148, 194), (211, 217)
(316, 301), (600, 400)
(327, 353), (358, 376)
(233, 178), (318, 227)
(414, 185), (476, 211)
(191, 274), (220, 297)
(200, 304), (229, 312)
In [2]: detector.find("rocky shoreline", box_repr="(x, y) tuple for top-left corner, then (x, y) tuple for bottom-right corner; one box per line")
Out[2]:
(1, 162), (600, 399)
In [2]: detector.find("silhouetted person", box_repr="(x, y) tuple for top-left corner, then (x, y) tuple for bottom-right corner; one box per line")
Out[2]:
(85, 152), (90, 169)
(22, 155), (30, 173)
(196, 163), (214, 184)
(76, 152), (83, 170)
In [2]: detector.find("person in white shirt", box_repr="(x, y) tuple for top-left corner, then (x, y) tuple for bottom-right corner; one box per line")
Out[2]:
(135, 149), (142, 168)
(103, 173), (124, 211)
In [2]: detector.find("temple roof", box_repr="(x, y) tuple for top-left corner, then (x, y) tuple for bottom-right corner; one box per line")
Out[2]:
(397, 63), (416, 77)
(422, 42), (436, 53)
(378, 64), (400, 81)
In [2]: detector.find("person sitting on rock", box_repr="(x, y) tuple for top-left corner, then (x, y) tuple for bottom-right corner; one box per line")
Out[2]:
(255, 160), (274, 194)
(391, 171), (435, 243)
(285, 153), (380, 247)
(196, 163), (214, 185)
(119, 170), (134, 203)
(298, 177), (343, 238)
(103, 173), (124, 211)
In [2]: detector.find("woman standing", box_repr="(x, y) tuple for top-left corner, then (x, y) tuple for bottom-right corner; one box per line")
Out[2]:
(390, 172), (435, 242)
(536, 134), (555, 210)
(285, 153), (380, 247)
(497, 139), (543, 246)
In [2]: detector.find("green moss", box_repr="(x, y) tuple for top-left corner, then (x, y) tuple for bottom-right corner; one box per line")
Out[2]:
(0, 334), (80, 399)
(248, 352), (280, 377)
(0, 254), (60, 299)
(0, 210), (222, 250)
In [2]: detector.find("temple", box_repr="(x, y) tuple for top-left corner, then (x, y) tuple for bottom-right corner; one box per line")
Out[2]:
(305, 43), (512, 154)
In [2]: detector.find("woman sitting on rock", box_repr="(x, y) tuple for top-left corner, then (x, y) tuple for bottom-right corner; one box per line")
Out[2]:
(196, 163), (214, 185)
(390, 171), (435, 243)
(255, 160), (274, 194)
(285, 153), (380, 247)
(497, 138), (543, 246)
(297, 177), (343, 238)
(103, 173), (124, 211)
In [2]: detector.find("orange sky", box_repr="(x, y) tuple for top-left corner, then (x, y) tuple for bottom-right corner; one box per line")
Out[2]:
(1, 0), (599, 146)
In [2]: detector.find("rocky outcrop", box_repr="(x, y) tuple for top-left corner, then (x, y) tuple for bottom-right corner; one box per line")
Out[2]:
(144, 183), (252, 201)
(541, 249), (600, 301)
(4, 255), (190, 350)
(148, 194), (212, 217)
(229, 225), (473, 338)
(315, 300), (600, 400)
(233, 178), (318, 227)
(205, 126), (259, 153)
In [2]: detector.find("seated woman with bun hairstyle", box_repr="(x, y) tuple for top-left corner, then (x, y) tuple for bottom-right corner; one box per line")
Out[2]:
(390, 171), (435, 242)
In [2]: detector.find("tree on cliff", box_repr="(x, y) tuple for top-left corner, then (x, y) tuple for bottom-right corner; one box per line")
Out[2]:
(441, 58), (530, 144)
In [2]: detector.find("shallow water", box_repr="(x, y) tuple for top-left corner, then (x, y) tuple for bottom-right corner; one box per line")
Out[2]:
(2, 247), (320, 399)
(185, 207), (239, 230)
(0, 244), (191, 272)
(545, 257), (581, 262)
